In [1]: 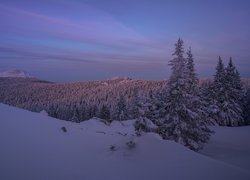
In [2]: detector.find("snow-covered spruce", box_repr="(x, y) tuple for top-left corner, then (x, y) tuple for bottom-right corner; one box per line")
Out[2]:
(209, 57), (244, 126)
(134, 117), (157, 136)
(113, 95), (128, 121)
(159, 39), (212, 151)
(243, 89), (250, 125)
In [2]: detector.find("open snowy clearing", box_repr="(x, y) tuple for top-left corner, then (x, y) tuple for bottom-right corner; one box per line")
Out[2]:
(201, 125), (250, 171)
(0, 103), (250, 180)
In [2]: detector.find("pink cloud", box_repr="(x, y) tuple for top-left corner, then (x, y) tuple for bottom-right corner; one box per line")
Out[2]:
(0, 3), (162, 51)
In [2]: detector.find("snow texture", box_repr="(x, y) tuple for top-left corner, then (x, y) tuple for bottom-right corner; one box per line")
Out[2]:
(201, 126), (250, 171)
(0, 103), (250, 180)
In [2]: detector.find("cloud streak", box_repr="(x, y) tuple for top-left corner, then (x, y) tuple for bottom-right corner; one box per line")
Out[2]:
(0, 0), (249, 80)
(0, 2), (166, 51)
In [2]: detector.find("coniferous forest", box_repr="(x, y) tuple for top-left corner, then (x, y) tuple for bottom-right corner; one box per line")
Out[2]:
(1, 39), (250, 150)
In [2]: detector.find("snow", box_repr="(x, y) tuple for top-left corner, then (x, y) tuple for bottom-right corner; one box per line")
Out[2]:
(111, 76), (132, 80)
(0, 103), (250, 180)
(201, 126), (250, 171)
(0, 69), (33, 78)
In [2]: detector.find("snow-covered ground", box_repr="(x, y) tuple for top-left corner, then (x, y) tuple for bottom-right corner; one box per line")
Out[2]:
(200, 126), (250, 171)
(0, 103), (250, 180)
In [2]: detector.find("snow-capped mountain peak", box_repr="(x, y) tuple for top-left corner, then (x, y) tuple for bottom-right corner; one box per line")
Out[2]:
(111, 76), (132, 81)
(0, 69), (33, 78)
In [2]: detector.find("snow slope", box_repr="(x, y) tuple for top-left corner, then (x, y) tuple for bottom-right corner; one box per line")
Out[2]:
(0, 69), (32, 78)
(0, 103), (250, 180)
(201, 126), (250, 171)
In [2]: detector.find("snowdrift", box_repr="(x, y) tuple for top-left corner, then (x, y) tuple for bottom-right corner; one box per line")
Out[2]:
(0, 103), (250, 180)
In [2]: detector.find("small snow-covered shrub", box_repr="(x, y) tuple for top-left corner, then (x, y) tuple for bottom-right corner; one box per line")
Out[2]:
(126, 140), (136, 149)
(134, 117), (157, 136)
(40, 110), (48, 116)
(100, 118), (111, 126)
(109, 144), (117, 151)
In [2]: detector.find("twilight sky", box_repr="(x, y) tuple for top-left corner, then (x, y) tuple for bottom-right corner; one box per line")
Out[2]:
(0, 0), (250, 81)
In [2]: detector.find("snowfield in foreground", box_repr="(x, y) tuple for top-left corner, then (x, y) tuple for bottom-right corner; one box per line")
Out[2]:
(0, 103), (250, 180)
(201, 126), (250, 171)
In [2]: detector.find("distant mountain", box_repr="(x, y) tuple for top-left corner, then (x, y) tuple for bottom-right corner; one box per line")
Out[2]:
(111, 76), (132, 81)
(0, 69), (33, 78)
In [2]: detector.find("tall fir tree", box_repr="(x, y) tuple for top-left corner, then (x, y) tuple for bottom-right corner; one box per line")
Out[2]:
(128, 90), (140, 119)
(185, 47), (212, 149)
(224, 58), (244, 125)
(187, 48), (215, 125)
(211, 57), (227, 124)
(138, 90), (164, 123)
(200, 81), (218, 125)
(186, 47), (198, 93)
(214, 56), (226, 94)
(211, 57), (244, 126)
(114, 95), (128, 121)
(159, 39), (211, 151)
(226, 58), (243, 95)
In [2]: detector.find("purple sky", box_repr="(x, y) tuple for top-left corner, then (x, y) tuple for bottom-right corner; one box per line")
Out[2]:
(0, 0), (250, 81)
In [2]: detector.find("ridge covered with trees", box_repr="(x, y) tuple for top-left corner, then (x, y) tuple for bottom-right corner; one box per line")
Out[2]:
(0, 39), (250, 150)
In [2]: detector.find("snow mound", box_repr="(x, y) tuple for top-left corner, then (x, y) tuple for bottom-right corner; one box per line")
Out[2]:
(0, 69), (33, 78)
(40, 110), (48, 116)
(0, 103), (250, 180)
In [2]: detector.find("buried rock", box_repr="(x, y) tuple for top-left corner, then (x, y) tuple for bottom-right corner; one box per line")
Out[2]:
(61, 126), (67, 133)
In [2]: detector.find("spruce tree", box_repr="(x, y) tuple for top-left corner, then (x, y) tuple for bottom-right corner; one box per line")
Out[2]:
(212, 57), (244, 126)
(100, 105), (111, 121)
(159, 39), (211, 151)
(243, 89), (250, 125)
(128, 90), (140, 119)
(114, 95), (128, 121)
(185, 47), (212, 149)
(186, 47), (198, 93)
(224, 58), (244, 126)
(134, 91), (158, 136)
(187, 49), (215, 125)
(214, 56), (226, 93)
(211, 57), (227, 124)
(137, 90), (163, 122)
(200, 81), (218, 125)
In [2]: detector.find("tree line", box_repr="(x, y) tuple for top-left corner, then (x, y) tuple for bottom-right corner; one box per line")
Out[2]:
(0, 39), (250, 151)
